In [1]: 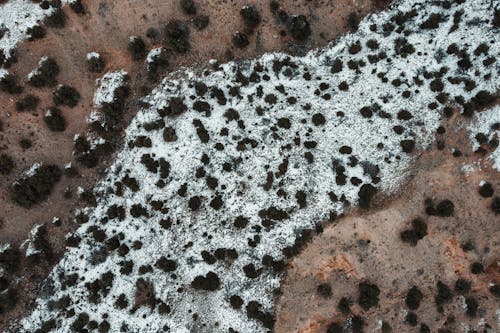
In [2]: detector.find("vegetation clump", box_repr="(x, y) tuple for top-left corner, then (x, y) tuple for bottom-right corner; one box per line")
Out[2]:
(165, 20), (190, 53)
(44, 107), (66, 132)
(128, 36), (148, 60)
(240, 5), (261, 30)
(0, 154), (14, 175)
(288, 15), (311, 41)
(28, 57), (60, 87)
(15, 94), (39, 112)
(53, 84), (80, 107)
(180, 0), (197, 15)
(10, 164), (62, 208)
(87, 52), (105, 73)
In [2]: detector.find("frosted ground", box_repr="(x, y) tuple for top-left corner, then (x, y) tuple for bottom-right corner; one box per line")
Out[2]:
(2, 0), (498, 332)
(0, 0), (78, 61)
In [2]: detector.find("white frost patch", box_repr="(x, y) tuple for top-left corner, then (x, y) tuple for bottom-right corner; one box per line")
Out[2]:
(0, 243), (11, 254)
(87, 70), (129, 126)
(92, 70), (128, 108)
(0, 68), (8, 79)
(12, 0), (499, 332)
(461, 163), (477, 175)
(0, 0), (54, 60)
(44, 107), (56, 118)
(21, 224), (43, 258)
(23, 162), (42, 178)
(27, 56), (49, 80)
(86, 51), (100, 60)
(146, 47), (163, 64)
(468, 105), (500, 171)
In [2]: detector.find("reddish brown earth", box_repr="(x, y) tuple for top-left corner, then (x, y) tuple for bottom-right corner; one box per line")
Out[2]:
(0, 0), (386, 329)
(0, 0), (379, 245)
(275, 115), (500, 333)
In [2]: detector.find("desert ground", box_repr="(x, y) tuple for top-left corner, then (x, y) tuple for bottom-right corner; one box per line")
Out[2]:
(0, 0), (385, 329)
(0, 0), (498, 332)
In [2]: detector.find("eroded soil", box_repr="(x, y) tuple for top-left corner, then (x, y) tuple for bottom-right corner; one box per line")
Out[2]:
(275, 114), (499, 333)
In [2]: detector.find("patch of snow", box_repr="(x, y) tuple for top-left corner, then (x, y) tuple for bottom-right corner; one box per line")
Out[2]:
(86, 51), (100, 60)
(468, 105), (500, 171)
(146, 47), (163, 64)
(0, 68), (8, 79)
(12, 0), (499, 332)
(21, 224), (43, 258)
(87, 70), (129, 128)
(92, 70), (128, 108)
(23, 162), (42, 178)
(0, 0), (54, 60)
(27, 56), (50, 80)
(0, 243), (11, 253)
(461, 163), (477, 175)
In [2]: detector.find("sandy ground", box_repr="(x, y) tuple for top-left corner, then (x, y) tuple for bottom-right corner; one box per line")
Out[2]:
(275, 114), (499, 332)
(0, 0), (384, 330)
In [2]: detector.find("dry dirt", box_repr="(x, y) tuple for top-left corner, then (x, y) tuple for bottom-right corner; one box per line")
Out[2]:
(0, 0), (387, 330)
(275, 114), (500, 333)
(1, 0), (378, 245)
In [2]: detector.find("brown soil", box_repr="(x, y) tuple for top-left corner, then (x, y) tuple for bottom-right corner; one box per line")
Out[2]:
(0, 0), (384, 330)
(275, 114), (500, 333)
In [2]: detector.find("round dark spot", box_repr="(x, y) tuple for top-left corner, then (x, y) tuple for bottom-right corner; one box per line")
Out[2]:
(53, 85), (80, 108)
(180, 0), (197, 15)
(470, 262), (484, 274)
(400, 139), (415, 153)
(405, 312), (418, 326)
(240, 5), (261, 30)
(478, 182), (494, 198)
(435, 199), (454, 217)
(358, 281), (380, 310)
(163, 127), (178, 142)
(316, 283), (332, 298)
(339, 146), (352, 154)
(44, 107), (66, 132)
(191, 272), (220, 291)
(188, 196), (202, 211)
(277, 117), (291, 129)
(360, 106), (373, 118)
(232, 32), (250, 48)
(312, 113), (326, 126)
(288, 15), (311, 41)
(15, 95), (39, 112)
(128, 36), (147, 60)
(155, 257), (177, 272)
(0, 154), (14, 175)
(454, 278), (471, 295)
(358, 184), (377, 209)
(397, 110), (413, 120)
(234, 216), (249, 229)
(229, 295), (243, 309)
(10, 164), (62, 208)
(405, 286), (423, 310)
(193, 15), (210, 30)
(165, 20), (190, 53)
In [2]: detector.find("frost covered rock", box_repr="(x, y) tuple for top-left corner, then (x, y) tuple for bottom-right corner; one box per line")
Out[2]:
(87, 70), (130, 134)
(86, 51), (105, 73)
